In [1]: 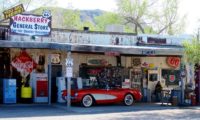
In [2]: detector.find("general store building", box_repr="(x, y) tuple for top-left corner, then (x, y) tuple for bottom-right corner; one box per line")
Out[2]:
(0, 25), (194, 105)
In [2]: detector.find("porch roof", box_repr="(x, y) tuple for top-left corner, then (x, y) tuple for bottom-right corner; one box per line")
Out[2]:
(0, 40), (183, 56)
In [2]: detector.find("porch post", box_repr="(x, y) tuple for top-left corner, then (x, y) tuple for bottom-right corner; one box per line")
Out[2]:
(48, 54), (52, 105)
(66, 52), (73, 108)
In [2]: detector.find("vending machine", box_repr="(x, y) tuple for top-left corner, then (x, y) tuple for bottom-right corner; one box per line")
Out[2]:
(3, 79), (16, 104)
(32, 73), (48, 103)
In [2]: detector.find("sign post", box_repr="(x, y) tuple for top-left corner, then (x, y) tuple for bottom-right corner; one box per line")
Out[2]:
(180, 62), (186, 105)
(66, 52), (73, 108)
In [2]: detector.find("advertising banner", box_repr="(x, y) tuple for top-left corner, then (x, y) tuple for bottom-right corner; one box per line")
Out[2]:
(3, 4), (25, 19)
(10, 14), (51, 36)
(162, 69), (180, 85)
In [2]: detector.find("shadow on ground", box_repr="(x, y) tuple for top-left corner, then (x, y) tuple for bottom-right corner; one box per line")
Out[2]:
(0, 103), (197, 119)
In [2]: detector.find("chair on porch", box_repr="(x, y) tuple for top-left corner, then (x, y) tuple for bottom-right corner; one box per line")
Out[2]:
(161, 89), (171, 106)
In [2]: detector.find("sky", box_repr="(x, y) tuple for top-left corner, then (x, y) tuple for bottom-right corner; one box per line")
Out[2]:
(54, 0), (200, 35)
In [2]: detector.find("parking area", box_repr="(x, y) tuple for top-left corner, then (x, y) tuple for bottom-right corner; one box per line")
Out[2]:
(1, 103), (200, 120)
(0, 103), (175, 118)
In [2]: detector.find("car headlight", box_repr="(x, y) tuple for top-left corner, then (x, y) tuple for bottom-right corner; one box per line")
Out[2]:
(74, 93), (78, 97)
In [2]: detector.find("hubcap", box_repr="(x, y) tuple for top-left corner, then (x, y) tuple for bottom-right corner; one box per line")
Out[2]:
(83, 95), (93, 107)
(125, 94), (133, 106)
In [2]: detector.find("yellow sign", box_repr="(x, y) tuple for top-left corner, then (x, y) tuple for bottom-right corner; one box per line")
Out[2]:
(149, 63), (155, 69)
(3, 4), (25, 19)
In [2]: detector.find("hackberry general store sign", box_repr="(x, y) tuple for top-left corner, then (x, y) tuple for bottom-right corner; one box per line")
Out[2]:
(10, 14), (51, 36)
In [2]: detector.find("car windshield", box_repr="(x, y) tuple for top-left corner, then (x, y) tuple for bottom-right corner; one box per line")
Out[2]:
(82, 78), (119, 89)
(82, 78), (104, 89)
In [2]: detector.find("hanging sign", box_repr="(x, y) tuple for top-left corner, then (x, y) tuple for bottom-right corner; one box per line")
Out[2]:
(3, 4), (25, 19)
(141, 50), (156, 55)
(51, 53), (61, 64)
(169, 75), (175, 82)
(147, 37), (166, 44)
(132, 58), (141, 67)
(87, 58), (108, 66)
(166, 57), (180, 68)
(11, 50), (37, 77)
(105, 51), (120, 56)
(10, 14), (51, 36)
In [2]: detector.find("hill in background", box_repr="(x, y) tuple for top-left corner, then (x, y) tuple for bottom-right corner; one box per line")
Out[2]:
(32, 7), (104, 29)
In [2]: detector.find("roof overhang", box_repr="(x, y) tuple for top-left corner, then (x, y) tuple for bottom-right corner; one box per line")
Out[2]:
(0, 40), (183, 56)
(71, 44), (183, 56)
(0, 40), (71, 51)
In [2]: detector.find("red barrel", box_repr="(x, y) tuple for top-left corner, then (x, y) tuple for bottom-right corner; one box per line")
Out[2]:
(191, 94), (196, 106)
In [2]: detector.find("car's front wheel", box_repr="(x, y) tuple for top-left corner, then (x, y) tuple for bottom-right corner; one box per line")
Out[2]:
(81, 95), (93, 107)
(124, 94), (134, 106)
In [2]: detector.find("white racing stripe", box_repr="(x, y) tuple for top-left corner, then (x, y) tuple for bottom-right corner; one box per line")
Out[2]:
(92, 94), (117, 100)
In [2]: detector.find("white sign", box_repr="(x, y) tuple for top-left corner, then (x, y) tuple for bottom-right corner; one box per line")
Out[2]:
(10, 14), (51, 36)
(66, 67), (73, 77)
(66, 58), (73, 67)
(42, 10), (51, 18)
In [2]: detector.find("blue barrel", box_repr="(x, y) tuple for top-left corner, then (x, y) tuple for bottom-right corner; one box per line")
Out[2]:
(171, 90), (181, 104)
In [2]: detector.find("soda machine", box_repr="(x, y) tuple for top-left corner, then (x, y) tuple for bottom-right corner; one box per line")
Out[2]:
(3, 79), (16, 103)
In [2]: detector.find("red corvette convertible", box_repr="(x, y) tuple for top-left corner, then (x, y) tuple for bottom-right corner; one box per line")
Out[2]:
(62, 84), (142, 107)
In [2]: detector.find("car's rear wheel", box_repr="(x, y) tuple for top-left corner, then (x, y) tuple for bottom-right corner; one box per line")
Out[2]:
(82, 95), (93, 107)
(124, 94), (134, 106)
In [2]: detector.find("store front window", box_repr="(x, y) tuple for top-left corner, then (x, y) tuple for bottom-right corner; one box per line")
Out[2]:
(79, 64), (129, 89)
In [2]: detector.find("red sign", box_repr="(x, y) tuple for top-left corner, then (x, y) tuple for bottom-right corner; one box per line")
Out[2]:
(166, 57), (180, 68)
(11, 50), (37, 76)
(105, 51), (120, 56)
(169, 75), (175, 82)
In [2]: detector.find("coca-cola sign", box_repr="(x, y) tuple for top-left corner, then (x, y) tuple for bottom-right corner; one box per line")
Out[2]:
(11, 50), (37, 76)
(166, 57), (180, 68)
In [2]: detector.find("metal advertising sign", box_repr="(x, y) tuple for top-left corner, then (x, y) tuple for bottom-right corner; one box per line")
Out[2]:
(11, 50), (37, 77)
(51, 53), (61, 64)
(3, 4), (25, 19)
(10, 14), (51, 36)
(166, 57), (180, 68)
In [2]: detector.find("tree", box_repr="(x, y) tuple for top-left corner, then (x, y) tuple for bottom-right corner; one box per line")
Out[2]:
(81, 21), (96, 31)
(95, 12), (122, 31)
(116, 0), (185, 35)
(183, 38), (200, 64)
(62, 9), (82, 29)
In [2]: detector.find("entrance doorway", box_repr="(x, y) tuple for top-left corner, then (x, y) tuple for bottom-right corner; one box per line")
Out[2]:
(0, 48), (11, 104)
(147, 70), (159, 102)
(51, 65), (62, 103)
